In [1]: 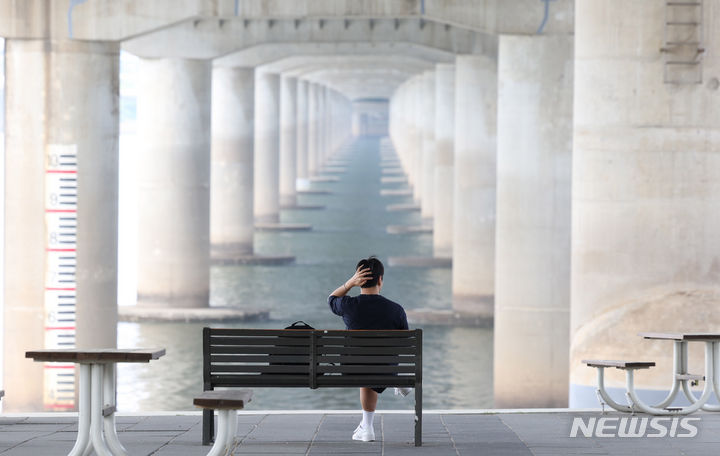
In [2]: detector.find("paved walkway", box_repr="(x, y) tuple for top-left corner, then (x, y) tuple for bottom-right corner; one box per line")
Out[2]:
(1, 410), (719, 455)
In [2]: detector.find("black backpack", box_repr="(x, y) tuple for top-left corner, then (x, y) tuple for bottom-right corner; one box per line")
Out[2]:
(285, 321), (314, 330)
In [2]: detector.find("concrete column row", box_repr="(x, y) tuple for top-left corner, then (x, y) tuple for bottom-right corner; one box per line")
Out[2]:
(388, 39), (573, 408)
(2, 47), (353, 411)
(390, 8), (715, 411)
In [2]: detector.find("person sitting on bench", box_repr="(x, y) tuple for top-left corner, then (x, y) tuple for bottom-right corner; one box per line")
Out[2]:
(328, 256), (411, 442)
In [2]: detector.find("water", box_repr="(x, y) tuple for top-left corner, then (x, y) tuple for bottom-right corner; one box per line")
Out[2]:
(119, 137), (494, 411)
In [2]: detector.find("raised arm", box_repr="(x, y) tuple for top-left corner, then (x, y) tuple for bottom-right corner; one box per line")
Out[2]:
(330, 266), (374, 297)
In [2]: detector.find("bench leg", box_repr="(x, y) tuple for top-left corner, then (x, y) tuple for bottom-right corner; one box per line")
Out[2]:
(89, 364), (113, 456)
(414, 382), (422, 447)
(225, 410), (238, 450)
(206, 410), (229, 456)
(202, 408), (215, 446)
(626, 341), (715, 415)
(102, 363), (129, 456)
(68, 364), (91, 456)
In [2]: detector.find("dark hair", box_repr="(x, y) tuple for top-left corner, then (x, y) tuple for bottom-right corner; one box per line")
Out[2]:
(356, 256), (384, 288)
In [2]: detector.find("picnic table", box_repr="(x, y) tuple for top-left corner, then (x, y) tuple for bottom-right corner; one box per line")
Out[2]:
(26, 348), (165, 456)
(584, 332), (720, 415)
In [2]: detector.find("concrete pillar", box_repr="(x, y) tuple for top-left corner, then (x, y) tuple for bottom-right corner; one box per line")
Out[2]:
(452, 55), (497, 322)
(210, 66), (255, 259)
(411, 76), (423, 203)
(407, 81), (420, 187)
(421, 70), (436, 219)
(4, 39), (119, 411)
(318, 87), (327, 166)
(570, 0), (720, 406)
(253, 71), (281, 223)
(307, 83), (319, 176)
(325, 90), (335, 158)
(296, 80), (309, 187)
(433, 64), (455, 258)
(136, 57), (211, 308)
(279, 75), (298, 207)
(396, 82), (415, 182)
(494, 35), (573, 408)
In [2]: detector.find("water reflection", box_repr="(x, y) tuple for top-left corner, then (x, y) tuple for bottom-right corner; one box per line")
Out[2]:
(117, 138), (493, 411)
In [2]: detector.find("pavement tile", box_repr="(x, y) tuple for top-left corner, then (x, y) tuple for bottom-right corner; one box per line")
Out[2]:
(125, 415), (200, 431)
(233, 442), (310, 454)
(0, 411), (719, 455)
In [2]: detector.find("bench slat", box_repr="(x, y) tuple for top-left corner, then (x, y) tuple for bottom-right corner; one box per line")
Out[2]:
(211, 365), (309, 374)
(318, 355), (410, 363)
(211, 346), (310, 355)
(211, 376), (308, 387)
(317, 365), (416, 374)
(211, 329), (312, 337)
(317, 337), (417, 347)
(583, 359), (655, 369)
(316, 376), (416, 387)
(316, 346), (417, 355)
(210, 337), (309, 346)
(319, 330), (418, 338)
(211, 355), (309, 363)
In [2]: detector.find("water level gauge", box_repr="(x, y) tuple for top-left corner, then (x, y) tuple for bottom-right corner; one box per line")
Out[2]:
(43, 144), (77, 410)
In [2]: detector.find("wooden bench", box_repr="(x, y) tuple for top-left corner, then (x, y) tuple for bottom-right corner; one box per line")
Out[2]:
(194, 390), (252, 456)
(202, 328), (423, 446)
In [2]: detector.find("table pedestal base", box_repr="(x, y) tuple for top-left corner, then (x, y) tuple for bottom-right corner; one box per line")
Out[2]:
(68, 363), (128, 456)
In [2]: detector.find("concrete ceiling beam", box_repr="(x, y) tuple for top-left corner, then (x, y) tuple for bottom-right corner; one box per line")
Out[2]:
(0, 0), (426, 41)
(215, 42), (454, 68)
(0, 0), (217, 40)
(294, 67), (411, 100)
(422, 0), (574, 36)
(0, 1), (574, 42)
(122, 17), (495, 60)
(261, 55), (432, 75)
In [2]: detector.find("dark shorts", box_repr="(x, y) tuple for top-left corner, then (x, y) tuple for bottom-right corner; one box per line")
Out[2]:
(371, 387), (386, 394)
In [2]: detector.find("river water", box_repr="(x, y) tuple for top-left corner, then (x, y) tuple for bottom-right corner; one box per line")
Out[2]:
(116, 136), (493, 411)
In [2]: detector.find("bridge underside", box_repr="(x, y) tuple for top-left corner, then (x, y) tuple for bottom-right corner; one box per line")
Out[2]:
(2, 0), (719, 416)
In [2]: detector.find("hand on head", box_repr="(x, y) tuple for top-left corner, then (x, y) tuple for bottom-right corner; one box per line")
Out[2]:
(347, 266), (374, 288)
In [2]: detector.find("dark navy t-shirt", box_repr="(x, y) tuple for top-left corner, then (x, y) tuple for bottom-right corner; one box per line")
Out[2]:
(328, 294), (409, 330)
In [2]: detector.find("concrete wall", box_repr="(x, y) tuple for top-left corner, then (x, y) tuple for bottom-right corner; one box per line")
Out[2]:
(570, 0), (720, 404)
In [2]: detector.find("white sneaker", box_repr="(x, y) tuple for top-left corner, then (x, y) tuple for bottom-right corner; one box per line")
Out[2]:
(394, 387), (412, 397)
(352, 424), (375, 442)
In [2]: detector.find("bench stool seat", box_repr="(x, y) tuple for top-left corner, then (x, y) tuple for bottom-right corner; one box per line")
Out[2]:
(194, 390), (252, 456)
(583, 360), (655, 369)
